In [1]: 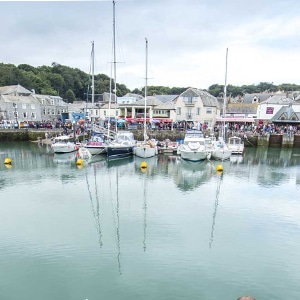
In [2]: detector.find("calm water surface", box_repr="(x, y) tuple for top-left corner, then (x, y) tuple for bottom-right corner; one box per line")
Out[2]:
(1, 141), (300, 300)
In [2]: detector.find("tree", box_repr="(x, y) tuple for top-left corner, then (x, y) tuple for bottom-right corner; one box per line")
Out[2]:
(65, 89), (76, 103)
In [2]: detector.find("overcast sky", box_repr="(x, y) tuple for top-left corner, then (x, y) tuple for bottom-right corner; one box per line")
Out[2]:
(1, 0), (300, 91)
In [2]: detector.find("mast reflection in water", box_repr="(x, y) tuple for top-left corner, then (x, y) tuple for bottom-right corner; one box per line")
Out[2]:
(1, 142), (300, 300)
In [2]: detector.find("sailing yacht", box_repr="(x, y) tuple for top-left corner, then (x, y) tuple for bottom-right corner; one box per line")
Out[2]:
(134, 38), (158, 158)
(106, 1), (136, 159)
(211, 48), (231, 161)
(84, 41), (107, 156)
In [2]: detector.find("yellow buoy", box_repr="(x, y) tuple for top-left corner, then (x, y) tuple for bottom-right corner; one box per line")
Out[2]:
(216, 164), (223, 172)
(140, 161), (147, 169)
(76, 159), (83, 166)
(4, 158), (12, 165)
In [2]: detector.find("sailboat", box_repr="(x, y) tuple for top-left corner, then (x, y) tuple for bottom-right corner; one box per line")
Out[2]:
(106, 0), (136, 159)
(211, 48), (231, 161)
(83, 41), (107, 156)
(134, 38), (158, 158)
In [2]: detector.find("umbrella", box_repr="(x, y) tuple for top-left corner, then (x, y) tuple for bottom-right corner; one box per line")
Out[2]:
(117, 119), (126, 123)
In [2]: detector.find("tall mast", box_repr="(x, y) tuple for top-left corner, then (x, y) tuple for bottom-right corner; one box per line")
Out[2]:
(91, 41), (95, 106)
(144, 37), (148, 141)
(223, 48), (228, 119)
(223, 48), (228, 140)
(113, 0), (117, 134)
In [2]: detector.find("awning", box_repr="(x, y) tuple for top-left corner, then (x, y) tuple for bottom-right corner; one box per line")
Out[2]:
(215, 117), (255, 123)
(153, 118), (173, 123)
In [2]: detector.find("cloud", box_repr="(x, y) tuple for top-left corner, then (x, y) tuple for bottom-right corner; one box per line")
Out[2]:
(1, 0), (300, 90)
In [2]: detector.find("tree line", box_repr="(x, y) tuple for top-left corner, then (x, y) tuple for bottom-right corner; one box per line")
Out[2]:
(0, 62), (299, 102)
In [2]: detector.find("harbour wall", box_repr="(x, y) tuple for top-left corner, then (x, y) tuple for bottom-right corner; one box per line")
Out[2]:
(1, 129), (300, 148)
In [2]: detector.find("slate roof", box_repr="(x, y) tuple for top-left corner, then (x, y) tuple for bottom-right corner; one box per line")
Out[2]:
(227, 103), (258, 114)
(179, 87), (219, 107)
(0, 84), (32, 96)
(242, 93), (273, 103)
(271, 105), (300, 123)
(261, 94), (294, 104)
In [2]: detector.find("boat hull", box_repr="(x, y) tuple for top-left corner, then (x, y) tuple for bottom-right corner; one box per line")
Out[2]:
(85, 145), (106, 155)
(51, 144), (78, 154)
(106, 145), (134, 159)
(211, 149), (231, 160)
(134, 144), (158, 158)
(180, 150), (210, 162)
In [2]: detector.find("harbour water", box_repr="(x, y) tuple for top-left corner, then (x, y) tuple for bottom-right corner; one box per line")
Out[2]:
(1, 141), (300, 300)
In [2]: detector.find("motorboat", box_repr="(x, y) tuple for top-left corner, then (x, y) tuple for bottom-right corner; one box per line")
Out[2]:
(106, 131), (136, 159)
(227, 136), (244, 154)
(177, 129), (211, 162)
(51, 135), (78, 154)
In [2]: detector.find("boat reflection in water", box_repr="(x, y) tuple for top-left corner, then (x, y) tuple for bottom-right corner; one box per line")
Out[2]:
(175, 158), (213, 191)
(52, 152), (78, 164)
(229, 153), (244, 164)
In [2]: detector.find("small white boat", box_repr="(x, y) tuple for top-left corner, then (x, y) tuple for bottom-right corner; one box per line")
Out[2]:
(134, 38), (158, 159)
(210, 136), (231, 161)
(84, 132), (107, 155)
(227, 136), (244, 154)
(51, 135), (78, 154)
(177, 130), (211, 162)
(134, 140), (158, 158)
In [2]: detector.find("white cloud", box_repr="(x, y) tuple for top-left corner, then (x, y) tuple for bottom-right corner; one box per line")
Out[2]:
(1, 0), (300, 91)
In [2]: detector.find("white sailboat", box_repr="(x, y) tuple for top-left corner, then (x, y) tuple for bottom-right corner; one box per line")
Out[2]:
(211, 48), (231, 161)
(84, 41), (107, 156)
(134, 37), (158, 158)
(106, 0), (135, 159)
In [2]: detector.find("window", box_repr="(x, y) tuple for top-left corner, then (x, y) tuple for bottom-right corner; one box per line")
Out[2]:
(176, 107), (181, 115)
(22, 103), (26, 109)
(51, 100), (55, 105)
(14, 111), (18, 118)
(51, 109), (55, 115)
(31, 112), (36, 118)
(13, 103), (17, 108)
(31, 104), (35, 109)
(196, 108), (200, 115)
(43, 109), (46, 115)
(23, 112), (27, 118)
(206, 108), (212, 114)
(104, 110), (106, 116)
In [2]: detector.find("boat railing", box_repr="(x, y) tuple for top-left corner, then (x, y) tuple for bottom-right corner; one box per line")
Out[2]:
(92, 124), (116, 141)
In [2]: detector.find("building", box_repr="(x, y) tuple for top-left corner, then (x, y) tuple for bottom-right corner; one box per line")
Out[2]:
(173, 87), (220, 127)
(0, 84), (69, 124)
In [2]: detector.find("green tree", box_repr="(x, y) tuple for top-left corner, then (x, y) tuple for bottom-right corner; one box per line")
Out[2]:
(65, 89), (76, 103)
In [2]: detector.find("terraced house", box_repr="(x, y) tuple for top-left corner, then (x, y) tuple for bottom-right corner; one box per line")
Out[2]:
(0, 84), (69, 125)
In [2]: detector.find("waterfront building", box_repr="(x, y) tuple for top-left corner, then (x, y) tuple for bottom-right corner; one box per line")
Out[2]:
(173, 87), (220, 128)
